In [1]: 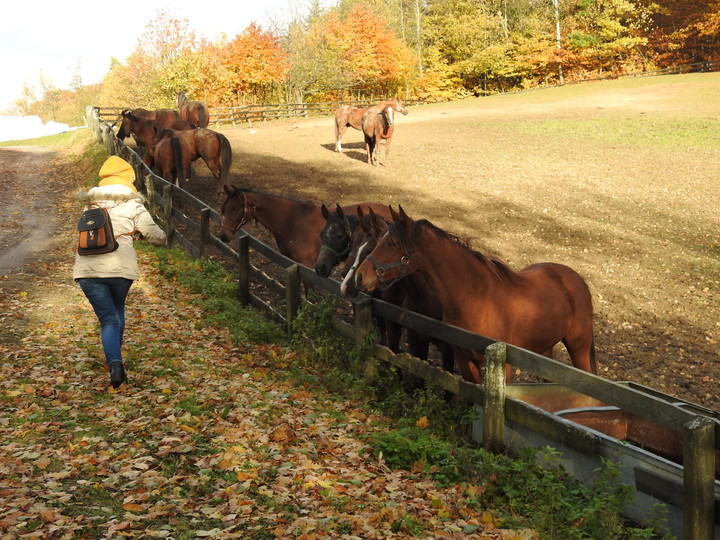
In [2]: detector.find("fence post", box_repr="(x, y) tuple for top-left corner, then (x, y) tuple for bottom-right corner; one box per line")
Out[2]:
(236, 233), (250, 305)
(198, 208), (211, 258)
(682, 416), (715, 540)
(145, 175), (156, 216)
(483, 342), (507, 453)
(353, 296), (377, 380)
(285, 264), (301, 337)
(162, 184), (174, 244)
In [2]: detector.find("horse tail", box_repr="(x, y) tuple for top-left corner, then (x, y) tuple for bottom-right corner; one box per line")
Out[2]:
(589, 337), (597, 374)
(218, 133), (232, 190)
(170, 136), (184, 184)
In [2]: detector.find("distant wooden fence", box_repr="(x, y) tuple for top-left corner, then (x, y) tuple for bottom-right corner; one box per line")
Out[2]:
(86, 106), (718, 540)
(94, 98), (427, 128)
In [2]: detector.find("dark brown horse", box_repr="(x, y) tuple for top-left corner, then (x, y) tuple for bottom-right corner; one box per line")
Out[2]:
(314, 203), (393, 278)
(145, 128), (232, 193)
(361, 100), (404, 166)
(334, 98), (408, 153)
(339, 207), (454, 372)
(128, 107), (181, 125)
(354, 206), (597, 383)
(177, 92), (210, 129)
(219, 186), (389, 269)
(116, 110), (194, 155)
(143, 132), (189, 187)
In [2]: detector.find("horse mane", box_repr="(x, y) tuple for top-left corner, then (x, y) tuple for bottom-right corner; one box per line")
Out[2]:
(403, 219), (518, 284)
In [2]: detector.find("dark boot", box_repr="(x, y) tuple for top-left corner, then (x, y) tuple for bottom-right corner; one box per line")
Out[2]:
(109, 362), (127, 388)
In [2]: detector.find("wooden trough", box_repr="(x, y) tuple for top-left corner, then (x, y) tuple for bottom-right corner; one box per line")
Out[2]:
(473, 381), (720, 539)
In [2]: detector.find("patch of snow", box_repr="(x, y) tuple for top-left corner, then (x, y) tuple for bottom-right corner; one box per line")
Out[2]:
(0, 115), (82, 143)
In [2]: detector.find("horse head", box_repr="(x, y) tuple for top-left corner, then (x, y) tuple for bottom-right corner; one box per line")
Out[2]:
(340, 207), (389, 296)
(355, 205), (417, 292)
(219, 185), (249, 243)
(315, 204), (355, 278)
(393, 98), (409, 116)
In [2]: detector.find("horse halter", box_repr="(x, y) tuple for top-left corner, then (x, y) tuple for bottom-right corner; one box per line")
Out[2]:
(225, 191), (250, 234)
(365, 252), (410, 290)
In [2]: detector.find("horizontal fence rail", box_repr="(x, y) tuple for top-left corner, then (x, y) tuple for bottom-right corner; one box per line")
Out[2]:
(86, 106), (718, 540)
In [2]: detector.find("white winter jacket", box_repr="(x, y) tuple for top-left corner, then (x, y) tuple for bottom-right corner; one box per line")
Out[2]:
(72, 184), (167, 281)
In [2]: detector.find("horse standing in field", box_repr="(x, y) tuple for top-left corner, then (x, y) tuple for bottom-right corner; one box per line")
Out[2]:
(177, 92), (210, 129)
(334, 97), (408, 153)
(127, 107), (182, 126)
(361, 101), (399, 166)
(116, 110), (195, 155)
(144, 128), (232, 193)
(354, 206), (598, 383)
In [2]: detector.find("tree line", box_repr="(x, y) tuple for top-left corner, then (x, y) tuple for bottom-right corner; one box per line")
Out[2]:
(16, 0), (720, 126)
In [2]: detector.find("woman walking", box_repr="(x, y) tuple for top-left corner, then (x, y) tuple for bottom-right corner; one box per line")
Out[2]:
(73, 156), (167, 388)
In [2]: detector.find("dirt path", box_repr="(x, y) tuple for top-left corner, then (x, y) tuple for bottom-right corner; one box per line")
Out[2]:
(0, 147), (63, 275)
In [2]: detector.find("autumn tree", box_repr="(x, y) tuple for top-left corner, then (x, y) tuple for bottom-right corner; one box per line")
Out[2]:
(217, 23), (290, 105)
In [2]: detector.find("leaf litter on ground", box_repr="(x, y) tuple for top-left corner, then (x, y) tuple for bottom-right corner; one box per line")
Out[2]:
(0, 213), (536, 539)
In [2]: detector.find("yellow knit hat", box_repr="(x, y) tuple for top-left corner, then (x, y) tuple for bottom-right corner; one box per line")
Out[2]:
(97, 156), (138, 192)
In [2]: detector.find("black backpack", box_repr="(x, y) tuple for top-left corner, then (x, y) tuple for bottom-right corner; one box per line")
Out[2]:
(77, 205), (119, 256)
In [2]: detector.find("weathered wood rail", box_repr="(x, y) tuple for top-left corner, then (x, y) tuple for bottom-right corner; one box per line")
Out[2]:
(86, 106), (718, 540)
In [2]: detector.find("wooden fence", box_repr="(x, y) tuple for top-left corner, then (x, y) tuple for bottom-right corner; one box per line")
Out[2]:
(86, 106), (718, 540)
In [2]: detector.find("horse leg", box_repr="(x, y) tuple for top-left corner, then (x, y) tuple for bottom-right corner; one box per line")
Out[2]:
(336, 124), (348, 152)
(453, 348), (483, 384)
(563, 336), (597, 374)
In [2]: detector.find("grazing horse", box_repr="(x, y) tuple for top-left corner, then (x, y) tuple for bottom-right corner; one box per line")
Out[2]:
(144, 128), (232, 193)
(116, 110), (194, 155)
(219, 186), (389, 270)
(361, 101), (401, 166)
(314, 203), (393, 278)
(177, 92), (210, 129)
(339, 207), (454, 372)
(334, 97), (408, 152)
(354, 206), (597, 383)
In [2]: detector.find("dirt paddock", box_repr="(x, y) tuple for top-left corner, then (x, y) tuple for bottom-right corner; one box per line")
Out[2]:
(196, 75), (719, 411)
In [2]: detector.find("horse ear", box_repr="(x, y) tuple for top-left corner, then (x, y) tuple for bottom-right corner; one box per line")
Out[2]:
(389, 205), (400, 222)
(321, 204), (330, 219)
(336, 204), (344, 219)
(397, 205), (411, 224)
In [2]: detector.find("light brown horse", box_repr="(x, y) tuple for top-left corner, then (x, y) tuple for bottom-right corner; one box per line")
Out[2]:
(177, 92), (210, 129)
(354, 206), (597, 383)
(361, 103), (398, 166)
(145, 128), (232, 193)
(116, 110), (194, 155)
(334, 98), (408, 153)
(219, 186), (389, 270)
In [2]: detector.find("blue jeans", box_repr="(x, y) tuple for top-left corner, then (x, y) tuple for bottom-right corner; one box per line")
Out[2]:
(77, 278), (133, 366)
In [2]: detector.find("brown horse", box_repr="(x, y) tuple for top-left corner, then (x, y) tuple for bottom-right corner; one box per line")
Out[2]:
(314, 203), (393, 278)
(340, 207), (454, 373)
(334, 98), (408, 153)
(116, 110), (194, 155)
(361, 100), (403, 166)
(177, 92), (210, 129)
(354, 206), (597, 383)
(143, 132), (189, 187)
(219, 186), (389, 269)
(145, 128), (232, 193)
(127, 107), (182, 127)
